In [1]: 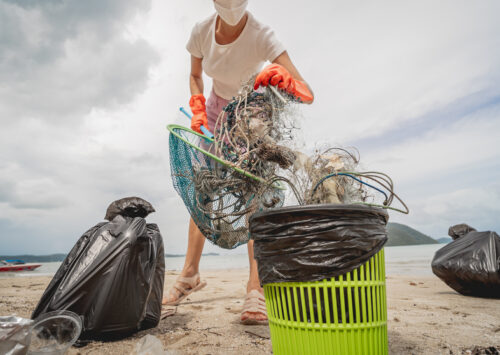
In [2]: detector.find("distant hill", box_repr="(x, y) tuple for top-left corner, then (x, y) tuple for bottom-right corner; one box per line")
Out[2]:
(386, 223), (438, 246)
(0, 252), (220, 262)
(437, 237), (452, 244)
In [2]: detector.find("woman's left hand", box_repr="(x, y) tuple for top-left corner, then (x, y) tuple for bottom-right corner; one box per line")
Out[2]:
(254, 63), (293, 91)
(254, 63), (313, 103)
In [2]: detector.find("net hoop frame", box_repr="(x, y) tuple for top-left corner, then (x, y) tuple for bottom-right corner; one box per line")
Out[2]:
(167, 124), (285, 190)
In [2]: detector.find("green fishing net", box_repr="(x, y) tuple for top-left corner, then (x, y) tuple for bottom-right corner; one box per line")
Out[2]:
(167, 83), (300, 249)
(167, 82), (408, 250)
(168, 125), (285, 249)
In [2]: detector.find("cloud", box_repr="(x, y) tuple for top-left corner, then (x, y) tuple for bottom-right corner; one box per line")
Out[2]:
(0, 0), (159, 123)
(0, 0), (165, 254)
(359, 101), (500, 237)
(1, 0), (499, 256)
(0, 175), (68, 211)
(362, 102), (500, 183)
(394, 182), (500, 239)
(271, 0), (500, 144)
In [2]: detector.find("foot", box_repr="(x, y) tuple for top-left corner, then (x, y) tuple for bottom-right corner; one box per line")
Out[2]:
(162, 272), (207, 306)
(241, 288), (268, 325)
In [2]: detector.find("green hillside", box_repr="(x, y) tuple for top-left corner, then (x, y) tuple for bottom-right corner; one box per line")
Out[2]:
(437, 237), (452, 244)
(0, 252), (220, 262)
(386, 222), (438, 246)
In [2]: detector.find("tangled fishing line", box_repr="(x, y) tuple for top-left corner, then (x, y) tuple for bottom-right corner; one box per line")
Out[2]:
(180, 81), (301, 248)
(169, 79), (408, 249)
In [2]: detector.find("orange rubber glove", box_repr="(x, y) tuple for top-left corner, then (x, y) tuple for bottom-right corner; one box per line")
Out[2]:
(254, 64), (313, 103)
(189, 94), (208, 134)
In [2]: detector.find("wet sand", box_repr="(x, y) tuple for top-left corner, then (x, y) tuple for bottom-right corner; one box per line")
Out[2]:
(0, 270), (498, 354)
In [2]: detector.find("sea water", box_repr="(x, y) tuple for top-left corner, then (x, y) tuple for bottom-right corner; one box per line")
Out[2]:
(0, 244), (444, 278)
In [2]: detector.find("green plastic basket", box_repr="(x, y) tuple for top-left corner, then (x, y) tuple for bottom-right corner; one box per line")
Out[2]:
(263, 249), (387, 355)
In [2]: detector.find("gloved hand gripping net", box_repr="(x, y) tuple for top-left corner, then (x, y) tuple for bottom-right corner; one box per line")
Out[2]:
(168, 84), (295, 249)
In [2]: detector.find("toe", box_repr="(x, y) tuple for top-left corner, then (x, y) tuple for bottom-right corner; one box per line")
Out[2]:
(241, 311), (267, 322)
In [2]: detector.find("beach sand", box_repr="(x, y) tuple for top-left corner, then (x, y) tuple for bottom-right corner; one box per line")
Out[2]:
(0, 270), (498, 354)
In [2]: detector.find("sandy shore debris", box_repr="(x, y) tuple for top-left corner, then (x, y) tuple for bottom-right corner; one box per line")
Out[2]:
(0, 269), (498, 354)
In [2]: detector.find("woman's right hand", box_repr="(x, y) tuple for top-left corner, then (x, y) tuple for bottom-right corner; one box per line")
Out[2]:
(189, 94), (208, 134)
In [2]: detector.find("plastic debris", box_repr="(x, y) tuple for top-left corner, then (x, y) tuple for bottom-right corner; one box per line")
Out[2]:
(432, 224), (500, 298)
(168, 83), (291, 249)
(0, 316), (33, 355)
(134, 335), (167, 355)
(104, 196), (155, 221)
(134, 335), (178, 355)
(28, 310), (82, 355)
(448, 223), (477, 240)
(250, 204), (388, 284)
(169, 79), (408, 251)
(31, 197), (165, 340)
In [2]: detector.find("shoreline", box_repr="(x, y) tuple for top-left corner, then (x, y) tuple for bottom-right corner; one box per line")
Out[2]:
(1, 270), (498, 354)
(0, 244), (444, 279)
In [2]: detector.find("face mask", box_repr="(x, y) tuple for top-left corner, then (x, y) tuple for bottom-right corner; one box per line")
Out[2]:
(214, 0), (248, 26)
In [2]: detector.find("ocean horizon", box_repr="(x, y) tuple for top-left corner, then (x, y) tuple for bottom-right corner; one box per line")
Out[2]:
(0, 244), (442, 278)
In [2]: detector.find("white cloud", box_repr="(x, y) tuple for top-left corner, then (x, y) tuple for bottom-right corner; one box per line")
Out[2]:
(0, 0), (159, 122)
(363, 103), (500, 183)
(280, 1), (500, 143)
(360, 103), (500, 236)
(392, 183), (500, 239)
(1, 0), (499, 255)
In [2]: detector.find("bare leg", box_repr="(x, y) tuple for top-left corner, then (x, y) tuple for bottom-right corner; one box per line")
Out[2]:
(182, 218), (206, 275)
(163, 218), (206, 304)
(246, 240), (263, 293)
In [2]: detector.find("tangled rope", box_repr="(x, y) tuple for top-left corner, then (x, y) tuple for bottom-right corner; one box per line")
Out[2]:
(179, 80), (408, 248)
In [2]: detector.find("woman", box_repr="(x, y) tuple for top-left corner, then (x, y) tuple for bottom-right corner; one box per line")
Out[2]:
(163, 0), (314, 324)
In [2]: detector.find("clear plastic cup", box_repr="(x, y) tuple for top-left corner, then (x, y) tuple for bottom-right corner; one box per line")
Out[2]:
(28, 311), (82, 355)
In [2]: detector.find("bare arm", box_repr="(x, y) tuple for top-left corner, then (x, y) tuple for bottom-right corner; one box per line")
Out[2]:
(190, 55), (204, 96)
(272, 51), (314, 103)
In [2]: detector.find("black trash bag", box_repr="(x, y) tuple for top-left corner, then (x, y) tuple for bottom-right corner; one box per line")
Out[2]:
(432, 226), (500, 299)
(104, 196), (155, 221)
(448, 223), (477, 240)
(32, 197), (165, 340)
(249, 204), (388, 285)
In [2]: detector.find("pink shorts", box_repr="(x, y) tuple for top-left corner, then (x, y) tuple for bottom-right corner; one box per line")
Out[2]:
(206, 89), (230, 132)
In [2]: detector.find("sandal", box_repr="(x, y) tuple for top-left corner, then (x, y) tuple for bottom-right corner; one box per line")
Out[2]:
(240, 289), (268, 325)
(160, 305), (177, 319)
(162, 273), (207, 306)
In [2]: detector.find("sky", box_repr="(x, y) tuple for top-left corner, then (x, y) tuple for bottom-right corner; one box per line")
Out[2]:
(1, 0), (499, 255)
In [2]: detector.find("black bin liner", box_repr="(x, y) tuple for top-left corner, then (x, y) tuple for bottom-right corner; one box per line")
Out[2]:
(104, 196), (155, 221)
(32, 197), (165, 340)
(432, 225), (500, 299)
(448, 223), (477, 240)
(249, 204), (389, 285)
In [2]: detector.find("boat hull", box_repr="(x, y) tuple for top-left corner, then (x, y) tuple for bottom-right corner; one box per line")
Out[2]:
(0, 264), (41, 272)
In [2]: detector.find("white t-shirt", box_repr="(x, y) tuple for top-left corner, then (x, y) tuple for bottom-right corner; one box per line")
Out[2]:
(186, 12), (285, 100)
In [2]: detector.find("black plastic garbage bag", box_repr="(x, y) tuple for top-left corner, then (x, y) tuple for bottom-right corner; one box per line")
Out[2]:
(432, 225), (500, 299)
(249, 204), (388, 285)
(448, 223), (477, 240)
(32, 197), (165, 340)
(104, 196), (155, 221)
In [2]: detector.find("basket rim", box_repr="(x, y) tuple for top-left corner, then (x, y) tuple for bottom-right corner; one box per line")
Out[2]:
(167, 124), (286, 189)
(249, 203), (389, 223)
